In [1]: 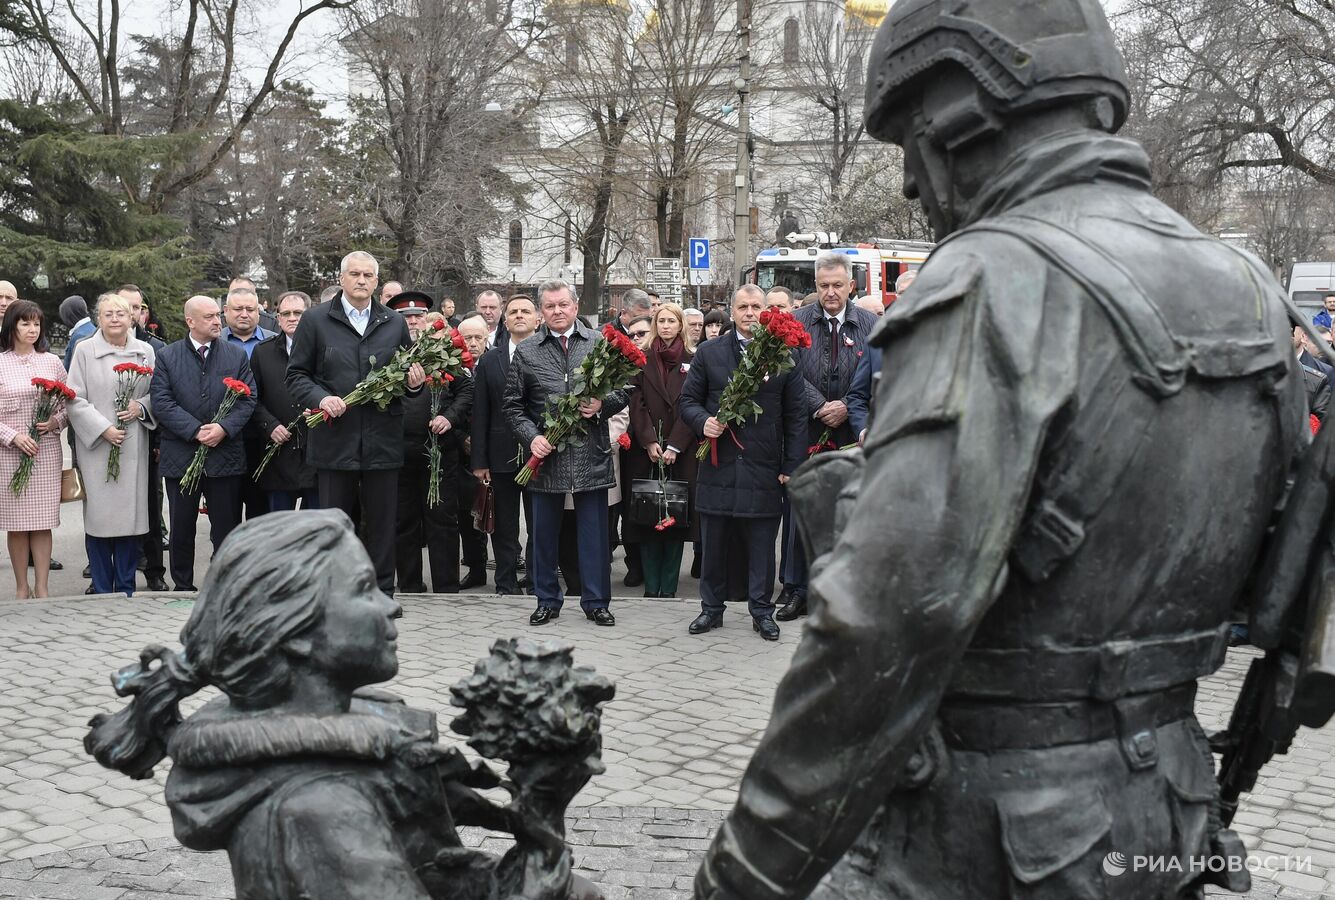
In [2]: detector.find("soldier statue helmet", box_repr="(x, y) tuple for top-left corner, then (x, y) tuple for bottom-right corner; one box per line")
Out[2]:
(696, 1), (1309, 899)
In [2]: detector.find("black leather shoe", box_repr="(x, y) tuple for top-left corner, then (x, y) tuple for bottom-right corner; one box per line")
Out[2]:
(529, 606), (560, 626)
(84, 585), (96, 595)
(146, 575), (168, 592)
(82, 564), (92, 579)
(622, 569), (644, 588)
(689, 611), (723, 634)
(775, 593), (808, 621)
(173, 584), (198, 592)
(48, 558), (63, 571)
(400, 582), (428, 593)
(754, 616), (780, 641)
(460, 569), (487, 591)
(586, 608), (616, 626)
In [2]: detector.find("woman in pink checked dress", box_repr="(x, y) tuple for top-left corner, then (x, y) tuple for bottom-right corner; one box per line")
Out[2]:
(0, 301), (68, 598)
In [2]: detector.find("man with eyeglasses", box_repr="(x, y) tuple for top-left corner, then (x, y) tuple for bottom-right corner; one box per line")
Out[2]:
(288, 250), (427, 595)
(503, 279), (629, 628)
(252, 291), (319, 511)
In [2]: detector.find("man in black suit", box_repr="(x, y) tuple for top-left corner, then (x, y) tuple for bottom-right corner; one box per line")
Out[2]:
(251, 291), (319, 511)
(150, 295), (256, 590)
(679, 284), (807, 641)
(475, 290), (509, 351)
(471, 294), (538, 595)
(287, 251), (426, 594)
(776, 252), (881, 623)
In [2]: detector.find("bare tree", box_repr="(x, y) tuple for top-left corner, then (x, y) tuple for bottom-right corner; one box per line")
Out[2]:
(4, 0), (351, 212)
(1117, 0), (1335, 191)
(1234, 169), (1335, 273)
(795, 1), (869, 201)
(340, 0), (544, 291)
(633, 0), (741, 259)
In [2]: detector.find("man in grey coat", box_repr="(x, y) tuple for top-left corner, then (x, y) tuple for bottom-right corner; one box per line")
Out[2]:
(503, 279), (629, 627)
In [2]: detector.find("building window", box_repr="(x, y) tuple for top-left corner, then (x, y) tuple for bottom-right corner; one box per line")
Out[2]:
(563, 217), (573, 264)
(783, 18), (799, 65)
(509, 220), (524, 265)
(848, 52), (864, 90)
(566, 33), (579, 68)
(700, 0), (714, 24)
(485, 0), (498, 23)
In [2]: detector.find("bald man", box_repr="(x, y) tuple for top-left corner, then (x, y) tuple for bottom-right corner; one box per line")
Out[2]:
(150, 295), (256, 590)
(0, 281), (16, 319)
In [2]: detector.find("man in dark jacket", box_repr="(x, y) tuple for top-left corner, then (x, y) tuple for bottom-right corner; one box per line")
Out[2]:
(287, 251), (426, 594)
(503, 279), (629, 627)
(1296, 325), (1332, 421)
(679, 284), (807, 641)
(392, 294), (473, 593)
(251, 291), (319, 511)
(472, 295), (539, 595)
(151, 295), (256, 591)
(775, 253), (880, 622)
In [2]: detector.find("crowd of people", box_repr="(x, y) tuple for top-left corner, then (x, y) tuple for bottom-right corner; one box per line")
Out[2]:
(0, 254), (910, 641)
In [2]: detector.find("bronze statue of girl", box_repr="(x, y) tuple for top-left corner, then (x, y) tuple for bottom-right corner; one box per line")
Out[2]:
(86, 509), (610, 900)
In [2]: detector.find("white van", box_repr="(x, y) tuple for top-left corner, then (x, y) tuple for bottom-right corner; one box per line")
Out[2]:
(1289, 262), (1335, 313)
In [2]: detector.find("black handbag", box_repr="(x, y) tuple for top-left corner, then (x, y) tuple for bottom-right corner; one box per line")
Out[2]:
(627, 475), (689, 529)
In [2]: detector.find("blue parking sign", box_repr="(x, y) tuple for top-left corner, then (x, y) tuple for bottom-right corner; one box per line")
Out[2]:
(688, 238), (710, 270)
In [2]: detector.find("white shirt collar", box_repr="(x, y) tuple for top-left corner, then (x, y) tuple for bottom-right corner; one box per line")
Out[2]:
(824, 305), (847, 327)
(189, 336), (211, 353)
(555, 324), (576, 340)
(286, 335), (294, 354)
(342, 296), (371, 334)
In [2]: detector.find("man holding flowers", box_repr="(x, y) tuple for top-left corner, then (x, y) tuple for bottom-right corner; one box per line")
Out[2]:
(287, 251), (427, 595)
(678, 284), (808, 642)
(151, 295), (256, 591)
(503, 279), (635, 628)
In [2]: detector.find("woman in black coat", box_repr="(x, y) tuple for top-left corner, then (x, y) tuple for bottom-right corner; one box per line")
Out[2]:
(624, 304), (699, 597)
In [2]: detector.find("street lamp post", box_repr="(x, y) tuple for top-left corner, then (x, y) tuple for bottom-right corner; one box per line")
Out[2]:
(734, 0), (752, 288)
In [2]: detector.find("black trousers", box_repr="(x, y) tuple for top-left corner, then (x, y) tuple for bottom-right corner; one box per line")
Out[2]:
(491, 472), (527, 593)
(396, 452), (460, 593)
(241, 442), (270, 521)
(165, 475), (242, 590)
(140, 444), (165, 580)
(699, 512), (780, 618)
(319, 468), (399, 594)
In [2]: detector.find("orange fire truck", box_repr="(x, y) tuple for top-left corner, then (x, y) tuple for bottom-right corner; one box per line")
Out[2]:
(751, 234), (935, 307)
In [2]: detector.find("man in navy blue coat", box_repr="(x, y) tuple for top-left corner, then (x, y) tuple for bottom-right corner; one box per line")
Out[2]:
(150, 295), (256, 590)
(679, 284), (807, 641)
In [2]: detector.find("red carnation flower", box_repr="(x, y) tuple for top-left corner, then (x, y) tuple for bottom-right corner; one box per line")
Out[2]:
(616, 432), (631, 450)
(113, 362), (139, 373)
(222, 377), (252, 397)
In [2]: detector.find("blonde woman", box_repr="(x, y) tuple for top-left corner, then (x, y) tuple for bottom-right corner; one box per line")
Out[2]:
(67, 293), (156, 596)
(624, 303), (699, 597)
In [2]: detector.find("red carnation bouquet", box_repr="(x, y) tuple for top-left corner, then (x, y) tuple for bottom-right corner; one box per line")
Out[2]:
(302, 320), (472, 430)
(10, 377), (74, 495)
(696, 308), (811, 464)
(106, 363), (153, 481)
(181, 378), (251, 494)
(515, 324), (647, 486)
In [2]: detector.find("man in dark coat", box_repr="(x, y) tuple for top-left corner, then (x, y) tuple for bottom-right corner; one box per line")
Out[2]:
(151, 295), (256, 591)
(251, 291), (319, 510)
(392, 295), (473, 593)
(471, 296), (538, 595)
(679, 284), (807, 641)
(287, 251), (426, 594)
(503, 279), (629, 627)
(777, 253), (881, 622)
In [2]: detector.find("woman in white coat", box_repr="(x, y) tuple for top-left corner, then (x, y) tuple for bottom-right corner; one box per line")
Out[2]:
(67, 293), (156, 596)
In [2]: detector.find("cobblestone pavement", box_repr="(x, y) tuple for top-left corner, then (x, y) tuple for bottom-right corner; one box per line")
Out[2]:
(1, 593), (1334, 898)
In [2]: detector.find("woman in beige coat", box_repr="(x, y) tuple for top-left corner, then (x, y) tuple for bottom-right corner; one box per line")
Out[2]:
(67, 294), (156, 596)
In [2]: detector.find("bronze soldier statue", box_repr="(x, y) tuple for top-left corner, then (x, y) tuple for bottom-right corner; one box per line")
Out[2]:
(696, 1), (1325, 898)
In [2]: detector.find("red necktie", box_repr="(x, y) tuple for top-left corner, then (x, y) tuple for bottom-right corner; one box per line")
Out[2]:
(560, 335), (568, 354)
